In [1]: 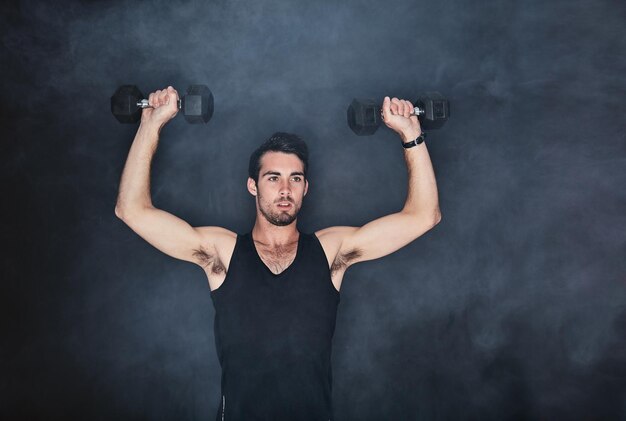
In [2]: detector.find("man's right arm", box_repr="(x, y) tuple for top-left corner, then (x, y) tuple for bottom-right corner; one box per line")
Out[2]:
(114, 86), (235, 268)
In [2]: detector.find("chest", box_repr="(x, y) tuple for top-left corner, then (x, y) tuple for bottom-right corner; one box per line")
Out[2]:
(255, 242), (298, 275)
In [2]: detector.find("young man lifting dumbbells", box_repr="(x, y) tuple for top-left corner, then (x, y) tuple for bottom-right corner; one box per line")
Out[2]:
(115, 85), (442, 421)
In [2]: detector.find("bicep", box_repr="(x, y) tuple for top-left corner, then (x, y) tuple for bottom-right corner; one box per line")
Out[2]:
(335, 211), (440, 266)
(119, 207), (234, 265)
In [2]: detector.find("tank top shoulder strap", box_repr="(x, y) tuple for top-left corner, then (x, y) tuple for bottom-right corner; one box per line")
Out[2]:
(298, 231), (331, 274)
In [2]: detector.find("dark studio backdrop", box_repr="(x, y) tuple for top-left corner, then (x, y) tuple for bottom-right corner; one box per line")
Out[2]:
(1, 0), (625, 419)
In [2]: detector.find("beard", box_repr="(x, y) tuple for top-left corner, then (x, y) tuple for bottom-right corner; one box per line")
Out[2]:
(258, 194), (301, 226)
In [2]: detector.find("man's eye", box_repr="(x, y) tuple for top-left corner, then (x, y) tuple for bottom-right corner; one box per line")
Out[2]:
(269, 177), (278, 181)
(292, 177), (302, 182)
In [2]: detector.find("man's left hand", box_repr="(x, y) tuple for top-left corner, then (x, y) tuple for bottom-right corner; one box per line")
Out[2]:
(381, 96), (422, 143)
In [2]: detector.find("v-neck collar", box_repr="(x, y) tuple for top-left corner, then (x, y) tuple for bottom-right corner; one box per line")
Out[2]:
(250, 232), (302, 277)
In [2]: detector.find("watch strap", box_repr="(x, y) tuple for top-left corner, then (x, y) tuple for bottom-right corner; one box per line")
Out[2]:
(402, 133), (425, 149)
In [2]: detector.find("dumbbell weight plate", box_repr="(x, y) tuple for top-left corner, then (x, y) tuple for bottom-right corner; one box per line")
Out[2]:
(111, 85), (144, 124)
(182, 85), (214, 124)
(347, 98), (381, 136)
(415, 92), (450, 131)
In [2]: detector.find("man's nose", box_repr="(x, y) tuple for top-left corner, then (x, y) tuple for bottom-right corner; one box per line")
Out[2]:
(279, 181), (291, 196)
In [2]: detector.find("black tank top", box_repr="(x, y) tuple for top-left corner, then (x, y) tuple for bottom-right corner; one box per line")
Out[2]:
(210, 231), (340, 421)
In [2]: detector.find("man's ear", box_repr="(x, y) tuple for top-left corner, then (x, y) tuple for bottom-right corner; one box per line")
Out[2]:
(304, 179), (309, 196)
(247, 177), (257, 196)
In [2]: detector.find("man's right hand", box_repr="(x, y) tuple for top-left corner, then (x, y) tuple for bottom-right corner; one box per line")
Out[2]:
(140, 86), (180, 127)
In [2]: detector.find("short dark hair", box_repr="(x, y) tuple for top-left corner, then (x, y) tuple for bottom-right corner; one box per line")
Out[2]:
(248, 132), (309, 183)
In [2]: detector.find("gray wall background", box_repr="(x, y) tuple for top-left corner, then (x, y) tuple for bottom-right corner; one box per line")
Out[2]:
(1, 0), (625, 419)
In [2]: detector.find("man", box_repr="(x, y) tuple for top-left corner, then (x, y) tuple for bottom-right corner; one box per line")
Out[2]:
(115, 86), (441, 420)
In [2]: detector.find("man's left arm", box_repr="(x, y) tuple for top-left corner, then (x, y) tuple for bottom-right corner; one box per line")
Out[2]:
(318, 96), (441, 267)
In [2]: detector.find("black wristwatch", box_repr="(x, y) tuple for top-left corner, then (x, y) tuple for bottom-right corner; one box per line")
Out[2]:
(402, 133), (425, 149)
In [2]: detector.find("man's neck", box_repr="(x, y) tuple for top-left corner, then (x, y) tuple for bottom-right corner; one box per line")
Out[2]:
(251, 217), (299, 247)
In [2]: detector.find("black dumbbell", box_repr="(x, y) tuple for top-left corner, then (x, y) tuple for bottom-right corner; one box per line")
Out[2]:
(347, 92), (450, 135)
(111, 85), (214, 124)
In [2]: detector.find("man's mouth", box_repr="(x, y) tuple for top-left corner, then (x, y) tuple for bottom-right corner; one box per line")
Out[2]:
(276, 202), (292, 209)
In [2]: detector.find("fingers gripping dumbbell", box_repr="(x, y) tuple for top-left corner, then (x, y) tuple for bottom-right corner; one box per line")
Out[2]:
(111, 85), (214, 124)
(347, 92), (450, 135)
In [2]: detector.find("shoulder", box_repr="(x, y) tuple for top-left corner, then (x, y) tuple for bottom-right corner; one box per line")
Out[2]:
(315, 226), (357, 246)
(196, 226), (238, 246)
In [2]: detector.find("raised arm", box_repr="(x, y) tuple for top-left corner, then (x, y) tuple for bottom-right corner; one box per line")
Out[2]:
(317, 96), (441, 272)
(114, 86), (235, 273)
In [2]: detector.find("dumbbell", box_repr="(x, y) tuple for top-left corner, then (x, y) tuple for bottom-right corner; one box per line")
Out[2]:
(111, 85), (214, 124)
(347, 92), (450, 135)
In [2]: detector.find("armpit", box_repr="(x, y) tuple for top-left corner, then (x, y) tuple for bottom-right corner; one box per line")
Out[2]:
(192, 246), (226, 275)
(331, 248), (362, 275)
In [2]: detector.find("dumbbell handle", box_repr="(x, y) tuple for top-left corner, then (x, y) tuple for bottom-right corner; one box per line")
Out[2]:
(379, 105), (425, 116)
(137, 99), (183, 110)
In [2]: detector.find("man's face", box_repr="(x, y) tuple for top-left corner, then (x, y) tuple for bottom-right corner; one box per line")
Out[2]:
(248, 151), (308, 226)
